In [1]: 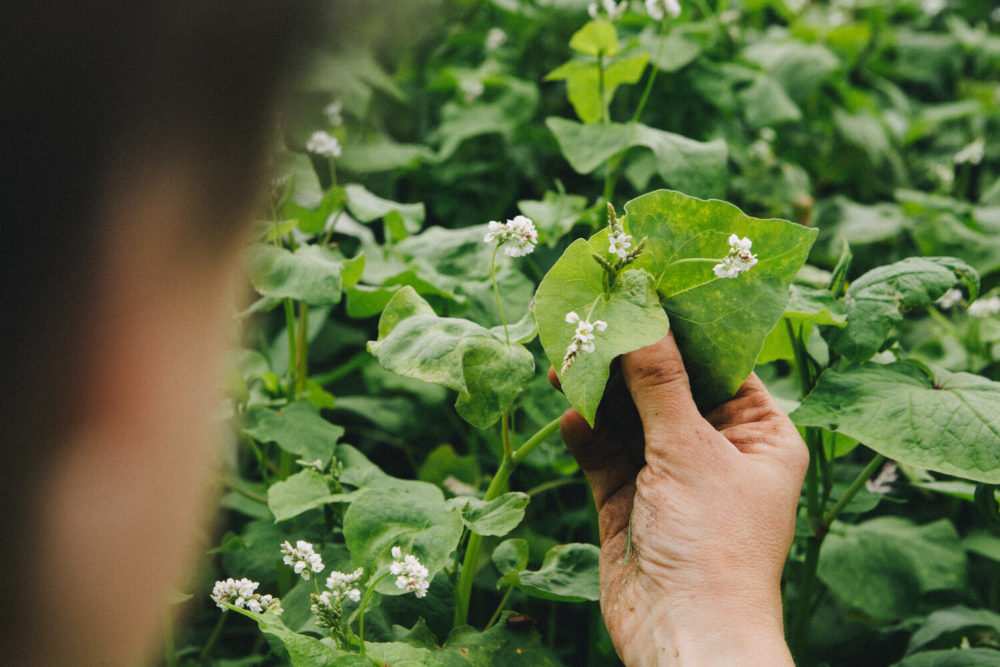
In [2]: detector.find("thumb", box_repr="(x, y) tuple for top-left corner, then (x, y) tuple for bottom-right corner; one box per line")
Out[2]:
(621, 331), (707, 445)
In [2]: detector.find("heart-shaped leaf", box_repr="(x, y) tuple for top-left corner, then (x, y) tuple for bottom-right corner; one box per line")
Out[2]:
(449, 492), (530, 537)
(499, 543), (600, 603)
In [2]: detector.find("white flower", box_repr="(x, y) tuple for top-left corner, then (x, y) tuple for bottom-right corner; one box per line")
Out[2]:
(211, 577), (281, 614)
(921, 0), (946, 15)
(389, 546), (430, 598)
(483, 215), (538, 257)
(645, 0), (681, 20)
(935, 288), (963, 310)
(865, 462), (898, 494)
(713, 234), (758, 279)
(561, 312), (609, 373)
(608, 231), (633, 261)
(306, 130), (342, 158)
(324, 101), (344, 127)
(460, 79), (484, 104)
(968, 295), (1000, 318)
(280, 540), (325, 580)
(992, 6), (1000, 22)
(588, 0), (628, 21)
(486, 27), (507, 50)
(954, 137), (985, 165)
(324, 566), (364, 601)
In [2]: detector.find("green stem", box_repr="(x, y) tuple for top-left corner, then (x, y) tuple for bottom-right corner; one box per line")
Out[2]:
(788, 534), (822, 659)
(805, 429), (820, 530)
(501, 411), (511, 455)
(485, 585), (515, 630)
(295, 302), (309, 398)
(598, 51), (610, 124)
(453, 417), (562, 626)
(220, 476), (269, 504)
(311, 351), (370, 387)
(163, 612), (178, 667)
(283, 299), (297, 399)
(631, 20), (667, 124)
(820, 454), (886, 530)
(198, 611), (227, 662)
(357, 572), (391, 656)
(490, 245), (510, 345)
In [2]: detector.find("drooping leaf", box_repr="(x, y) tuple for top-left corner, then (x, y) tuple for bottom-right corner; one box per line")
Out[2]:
(758, 284), (846, 364)
(449, 492), (530, 537)
(492, 539), (530, 578)
(625, 190), (817, 408)
(817, 517), (967, 621)
(230, 609), (364, 667)
(533, 238), (669, 426)
(343, 486), (463, 596)
(439, 616), (557, 666)
(546, 118), (728, 198)
(344, 183), (425, 233)
(546, 54), (648, 124)
(792, 361), (1000, 483)
(500, 543), (600, 602)
(242, 402), (344, 469)
(247, 243), (350, 305)
(568, 20), (619, 56)
(267, 470), (357, 522)
(369, 287), (534, 428)
(824, 257), (980, 362)
(906, 605), (1000, 655)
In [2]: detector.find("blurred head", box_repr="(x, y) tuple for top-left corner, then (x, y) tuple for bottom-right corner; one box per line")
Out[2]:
(1, 2), (324, 662)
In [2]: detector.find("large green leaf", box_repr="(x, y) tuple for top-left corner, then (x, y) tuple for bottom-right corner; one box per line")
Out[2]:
(448, 492), (530, 537)
(500, 543), (600, 602)
(533, 238), (669, 426)
(893, 649), (1000, 667)
(267, 470), (357, 523)
(791, 361), (1000, 483)
(625, 190), (817, 408)
(546, 118), (728, 198)
(546, 54), (648, 124)
(439, 617), (557, 666)
(758, 285), (846, 364)
(906, 606), (1000, 655)
(343, 486), (463, 596)
(247, 243), (349, 305)
(824, 257), (979, 362)
(232, 609), (365, 667)
(817, 517), (967, 621)
(369, 287), (534, 429)
(344, 183), (425, 233)
(242, 402), (344, 469)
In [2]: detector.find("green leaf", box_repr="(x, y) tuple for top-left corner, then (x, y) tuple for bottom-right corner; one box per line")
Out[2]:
(242, 402), (344, 469)
(569, 20), (619, 56)
(344, 183), (425, 233)
(232, 609), (364, 667)
(247, 243), (348, 305)
(546, 54), (648, 124)
(267, 470), (355, 522)
(369, 288), (535, 429)
(792, 361), (1000, 483)
(449, 492), (530, 537)
(893, 648), (1000, 666)
(626, 190), (818, 408)
(817, 517), (967, 621)
(533, 238), (669, 426)
(492, 539), (530, 578)
(342, 486), (463, 594)
(439, 617), (556, 666)
(546, 118), (728, 198)
(638, 28), (701, 72)
(502, 543), (600, 603)
(517, 191), (589, 247)
(907, 605), (1000, 655)
(418, 444), (481, 491)
(364, 641), (440, 666)
(758, 285), (846, 364)
(824, 257), (980, 362)
(964, 532), (1000, 562)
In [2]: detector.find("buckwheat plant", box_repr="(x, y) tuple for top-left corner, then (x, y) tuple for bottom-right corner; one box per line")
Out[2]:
(305, 130), (342, 159)
(280, 539), (324, 580)
(713, 234), (759, 279)
(211, 578), (282, 615)
(355, 547), (431, 656)
(311, 567), (365, 648)
(562, 312), (608, 374)
(484, 215), (537, 344)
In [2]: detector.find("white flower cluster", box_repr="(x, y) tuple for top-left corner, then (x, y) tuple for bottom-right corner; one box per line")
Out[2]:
(645, 0), (681, 20)
(306, 130), (342, 158)
(588, 0), (627, 21)
(486, 27), (507, 50)
(461, 79), (485, 104)
(211, 578), (282, 614)
(325, 567), (365, 604)
(390, 546), (430, 598)
(608, 228), (633, 261)
(713, 234), (758, 279)
(484, 215), (538, 257)
(936, 288), (963, 310)
(954, 137), (985, 165)
(968, 295), (1000, 318)
(281, 540), (324, 580)
(325, 101), (344, 127)
(561, 312), (608, 374)
(865, 462), (898, 495)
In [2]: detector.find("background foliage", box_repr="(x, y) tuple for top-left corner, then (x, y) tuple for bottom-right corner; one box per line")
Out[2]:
(172, 0), (1000, 665)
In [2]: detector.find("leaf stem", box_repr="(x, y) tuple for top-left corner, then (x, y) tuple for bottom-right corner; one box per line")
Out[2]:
(311, 351), (370, 387)
(631, 19), (667, 124)
(485, 585), (515, 630)
(491, 245), (510, 345)
(820, 454), (886, 531)
(295, 302), (309, 398)
(453, 416), (561, 627)
(357, 571), (391, 657)
(283, 299), (297, 399)
(198, 611), (227, 662)
(598, 51), (610, 124)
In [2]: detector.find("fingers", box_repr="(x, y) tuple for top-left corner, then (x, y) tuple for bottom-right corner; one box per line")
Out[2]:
(621, 332), (712, 455)
(560, 408), (638, 512)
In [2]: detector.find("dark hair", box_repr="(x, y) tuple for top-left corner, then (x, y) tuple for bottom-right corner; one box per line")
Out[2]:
(0, 0), (325, 651)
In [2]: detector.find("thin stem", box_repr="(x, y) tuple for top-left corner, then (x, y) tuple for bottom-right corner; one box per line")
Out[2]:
(491, 245), (510, 345)
(295, 302), (309, 398)
(282, 299), (297, 399)
(598, 51), (610, 124)
(163, 612), (178, 667)
(501, 411), (511, 455)
(631, 19), (667, 124)
(820, 454), (886, 530)
(788, 534), (822, 659)
(805, 429), (821, 530)
(311, 351), (370, 387)
(453, 417), (562, 626)
(664, 256), (721, 268)
(786, 319), (813, 399)
(357, 572), (391, 656)
(220, 476), (269, 504)
(198, 611), (228, 662)
(485, 585), (515, 629)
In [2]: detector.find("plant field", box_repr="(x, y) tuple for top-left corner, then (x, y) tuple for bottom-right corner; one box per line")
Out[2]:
(174, 1), (1000, 665)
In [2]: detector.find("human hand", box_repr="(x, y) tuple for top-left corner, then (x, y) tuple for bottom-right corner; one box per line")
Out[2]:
(551, 332), (808, 666)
